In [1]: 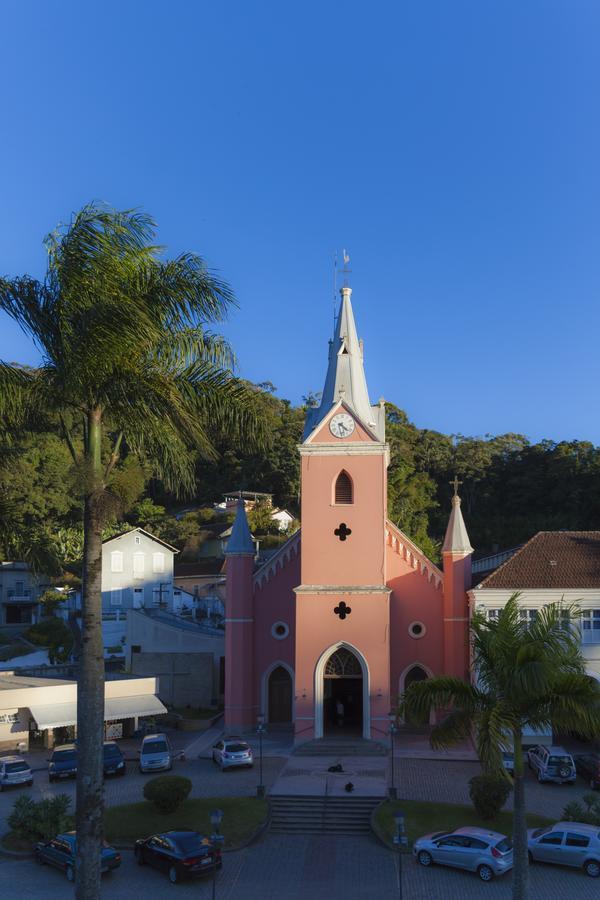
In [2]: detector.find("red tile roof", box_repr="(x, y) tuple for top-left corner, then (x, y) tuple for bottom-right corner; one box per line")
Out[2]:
(476, 531), (600, 590)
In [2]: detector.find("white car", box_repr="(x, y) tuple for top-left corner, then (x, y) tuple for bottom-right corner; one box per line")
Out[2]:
(0, 755), (33, 790)
(139, 733), (172, 774)
(212, 738), (253, 770)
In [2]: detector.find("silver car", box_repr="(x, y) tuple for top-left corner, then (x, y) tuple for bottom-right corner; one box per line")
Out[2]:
(139, 733), (172, 774)
(212, 737), (253, 771)
(0, 755), (33, 790)
(528, 822), (600, 877)
(414, 826), (513, 882)
(527, 744), (576, 784)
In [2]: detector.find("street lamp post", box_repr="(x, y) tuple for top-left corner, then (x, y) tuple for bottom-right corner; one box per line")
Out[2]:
(393, 810), (408, 900)
(210, 808), (224, 900)
(388, 711), (398, 800)
(256, 713), (266, 797)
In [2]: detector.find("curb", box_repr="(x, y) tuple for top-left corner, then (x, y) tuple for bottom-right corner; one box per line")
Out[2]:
(370, 799), (411, 852)
(0, 834), (34, 858)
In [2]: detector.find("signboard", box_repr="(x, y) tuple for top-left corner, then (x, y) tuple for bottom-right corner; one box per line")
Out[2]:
(105, 721), (123, 740)
(0, 711), (19, 725)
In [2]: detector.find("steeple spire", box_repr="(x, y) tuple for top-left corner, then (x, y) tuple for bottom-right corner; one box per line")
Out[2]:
(225, 498), (255, 556)
(303, 286), (385, 440)
(442, 479), (474, 555)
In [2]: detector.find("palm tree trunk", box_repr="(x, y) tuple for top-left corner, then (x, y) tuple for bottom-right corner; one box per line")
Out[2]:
(75, 408), (105, 900)
(512, 728), (529, 900)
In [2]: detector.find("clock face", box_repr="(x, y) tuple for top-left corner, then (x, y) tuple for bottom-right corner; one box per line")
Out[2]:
(329, 412), (355, 439)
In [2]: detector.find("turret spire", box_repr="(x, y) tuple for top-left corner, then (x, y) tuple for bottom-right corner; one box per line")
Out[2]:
(442, 479), (474, 555)
(303, 286), (385, 440)
(225, 498), (255, 556)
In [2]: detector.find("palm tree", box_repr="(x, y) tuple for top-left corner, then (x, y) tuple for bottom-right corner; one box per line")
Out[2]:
(402, 593), (600, 900)
(0, 203), (262, 899)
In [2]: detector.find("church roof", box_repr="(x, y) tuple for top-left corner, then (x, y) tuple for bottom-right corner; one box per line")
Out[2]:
(442, 493), (474, 555)
(224, 499), (255, 556)
(303, 286), (385, 441)
(475, 531), (600, 590)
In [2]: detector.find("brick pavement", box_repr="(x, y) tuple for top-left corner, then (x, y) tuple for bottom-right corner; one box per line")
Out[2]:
(0, 835), (596, 899)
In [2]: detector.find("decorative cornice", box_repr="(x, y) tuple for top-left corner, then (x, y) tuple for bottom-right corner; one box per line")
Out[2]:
(295, 584), (391, 595)
(385, 520), (443, 590)
(299, 441), (389, 458)
(253, 530), (301, 589)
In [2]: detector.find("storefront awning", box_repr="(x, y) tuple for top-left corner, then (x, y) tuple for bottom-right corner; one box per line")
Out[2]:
(29, 694), (167, 730)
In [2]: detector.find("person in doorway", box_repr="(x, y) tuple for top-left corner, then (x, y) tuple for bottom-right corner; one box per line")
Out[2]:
(336, 699), (344, 727)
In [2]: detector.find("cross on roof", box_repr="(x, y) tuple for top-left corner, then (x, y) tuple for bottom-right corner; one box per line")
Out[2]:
(450, 475), (463, 497)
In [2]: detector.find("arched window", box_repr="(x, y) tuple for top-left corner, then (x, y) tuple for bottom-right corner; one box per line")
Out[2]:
(335, 470), (353, 504)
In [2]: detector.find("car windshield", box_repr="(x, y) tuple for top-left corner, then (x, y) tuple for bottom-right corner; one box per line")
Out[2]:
(549, 755), (572, 766)
(53, 750), (77, 762)
(143, 741), (167, 754)
(495, 838), (513, 853)
(5, 762), (29, 773)
(173, 833), (206, 854)
(226, 743), (249, 753)
(104, 745), (121, 758)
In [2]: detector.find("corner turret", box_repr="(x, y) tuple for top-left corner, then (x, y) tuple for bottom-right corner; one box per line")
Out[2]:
(224, 499), (255, 730)
(442, 479), (473, 680)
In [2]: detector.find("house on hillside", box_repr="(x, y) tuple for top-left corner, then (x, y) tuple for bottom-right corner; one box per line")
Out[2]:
(217, 492), (294, 532)
(0, 562), (50, 628)
(101, 528), (179, 614)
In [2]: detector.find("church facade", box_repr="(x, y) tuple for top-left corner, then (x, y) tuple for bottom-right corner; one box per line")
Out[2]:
(224, 286), (474, 743)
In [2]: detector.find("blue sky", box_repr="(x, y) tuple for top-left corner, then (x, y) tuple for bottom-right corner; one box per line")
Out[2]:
(1, 1), (599, 443)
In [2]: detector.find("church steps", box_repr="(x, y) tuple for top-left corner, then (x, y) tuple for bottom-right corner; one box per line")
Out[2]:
(269, 795), (380, 834)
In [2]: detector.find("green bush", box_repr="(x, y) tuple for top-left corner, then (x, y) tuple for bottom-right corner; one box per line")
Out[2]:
(143, 776), (192, 814)
(468, 774), (512, 820)
(563, 793), (600, 825)
(8, 794), (72, 842)
(25, 617), (73, 663)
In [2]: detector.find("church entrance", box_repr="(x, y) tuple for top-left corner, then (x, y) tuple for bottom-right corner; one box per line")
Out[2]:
(323, 647), (363, 736)
(267, 666), (293, 723)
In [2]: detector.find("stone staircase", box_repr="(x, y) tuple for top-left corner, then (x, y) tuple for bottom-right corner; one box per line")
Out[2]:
(269, 794), (381, 834)
(293, 738), (388, 757)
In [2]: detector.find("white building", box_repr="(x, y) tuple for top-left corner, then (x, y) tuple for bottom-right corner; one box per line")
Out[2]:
(102, 528), (178, 614)
(0, 670), (166, 751)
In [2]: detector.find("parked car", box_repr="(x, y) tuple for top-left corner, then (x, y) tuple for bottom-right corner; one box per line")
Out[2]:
(103, 741), (126, 777)
(501, 751), (514, 776)
(35, 831), (121, 881)
(527, 745), (576, 784)
(134, 829), (222, 884)
(139, 733), (172, 773)
(48, 744), (78, 783)
(527, 822), (600, 877)
(212, 737), (253, 770)
(574, 753), (600, 790)
(413, 826), (513, 882)
(0, 755), (33, 791)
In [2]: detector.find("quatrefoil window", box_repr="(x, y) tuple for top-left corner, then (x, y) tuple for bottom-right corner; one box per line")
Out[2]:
(334, 523), (352, 541)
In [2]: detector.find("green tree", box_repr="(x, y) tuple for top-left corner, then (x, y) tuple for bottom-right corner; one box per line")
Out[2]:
(402, 594), (600, 900)
(0, 203), (261, 899)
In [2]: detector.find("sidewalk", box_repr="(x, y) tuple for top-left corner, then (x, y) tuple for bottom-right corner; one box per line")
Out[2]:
(270, 755), (387, 797)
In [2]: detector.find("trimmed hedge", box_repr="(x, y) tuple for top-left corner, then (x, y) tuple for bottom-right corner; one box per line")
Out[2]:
(143, 775), (192, 814)
(468, 774), (512, 820)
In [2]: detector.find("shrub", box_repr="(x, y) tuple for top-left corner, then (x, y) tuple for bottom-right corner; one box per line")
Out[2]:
(8, 794), (72, 842)
(563, 793), (600, 825)
(25, 617), (74, 663)
(143, 775), (192, 814)
(468, 774), (512, 820)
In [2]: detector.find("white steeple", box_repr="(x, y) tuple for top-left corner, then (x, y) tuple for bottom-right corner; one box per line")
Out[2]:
(442, 481), (474, 555)
(224, 498), (255, 556)
(304, 286), (385, 440)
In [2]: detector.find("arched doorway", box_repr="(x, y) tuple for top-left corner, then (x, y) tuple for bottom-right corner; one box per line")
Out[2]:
(267, 666), (293, 723)
(401, 664), (430, 726)
(322, 647), (363, 736)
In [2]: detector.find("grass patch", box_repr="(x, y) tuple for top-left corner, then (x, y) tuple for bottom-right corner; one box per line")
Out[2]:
(1, 832), (34, 853)
(0, 643), (32, 661)
(374, 799), (553, 848)
(171, 706), (223, 720)
(104, 796), (267, 849)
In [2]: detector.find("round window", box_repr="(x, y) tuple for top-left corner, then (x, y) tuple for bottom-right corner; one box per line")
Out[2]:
(271, 621), (289, 640)
(408, 621), (426, 639)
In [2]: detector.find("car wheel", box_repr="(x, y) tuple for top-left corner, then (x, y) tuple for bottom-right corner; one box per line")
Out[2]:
(168, 865), (179, 884)
(66, 865), (75, 882)
(477, 864), (494, 882)
(584, 860), (600, 878)
(135, 847), (145, 866)
(417, 850), (433, 867)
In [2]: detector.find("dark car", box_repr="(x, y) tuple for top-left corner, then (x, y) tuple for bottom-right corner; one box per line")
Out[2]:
(48, 744), (78, 783)
(575, 753), (600, 790)
(103, 741), (126, 776)
(35, 831), (121, 882)
(134, 829), (222, 884)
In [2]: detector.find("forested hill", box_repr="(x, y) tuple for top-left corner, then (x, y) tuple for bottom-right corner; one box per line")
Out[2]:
(2, 380), (600, 568)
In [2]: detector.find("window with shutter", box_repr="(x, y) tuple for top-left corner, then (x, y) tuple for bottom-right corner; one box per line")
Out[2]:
(152, 552), (165, 573)
(133, 552), (145, 578)
(111, 551), (123, 573)
(110, 589), (122, 606)
(334, 471), (353, 504)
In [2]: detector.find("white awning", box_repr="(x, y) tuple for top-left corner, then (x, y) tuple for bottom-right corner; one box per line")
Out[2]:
(104, 694), (167, 721)
(29, 694), (167, 730)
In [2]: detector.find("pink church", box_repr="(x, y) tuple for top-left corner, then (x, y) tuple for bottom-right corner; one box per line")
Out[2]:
(224, 286), (474, 744)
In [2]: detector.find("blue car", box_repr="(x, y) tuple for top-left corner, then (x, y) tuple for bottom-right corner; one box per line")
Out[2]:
(35, 832), (121, 882)
(48, 744), (77, 783)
